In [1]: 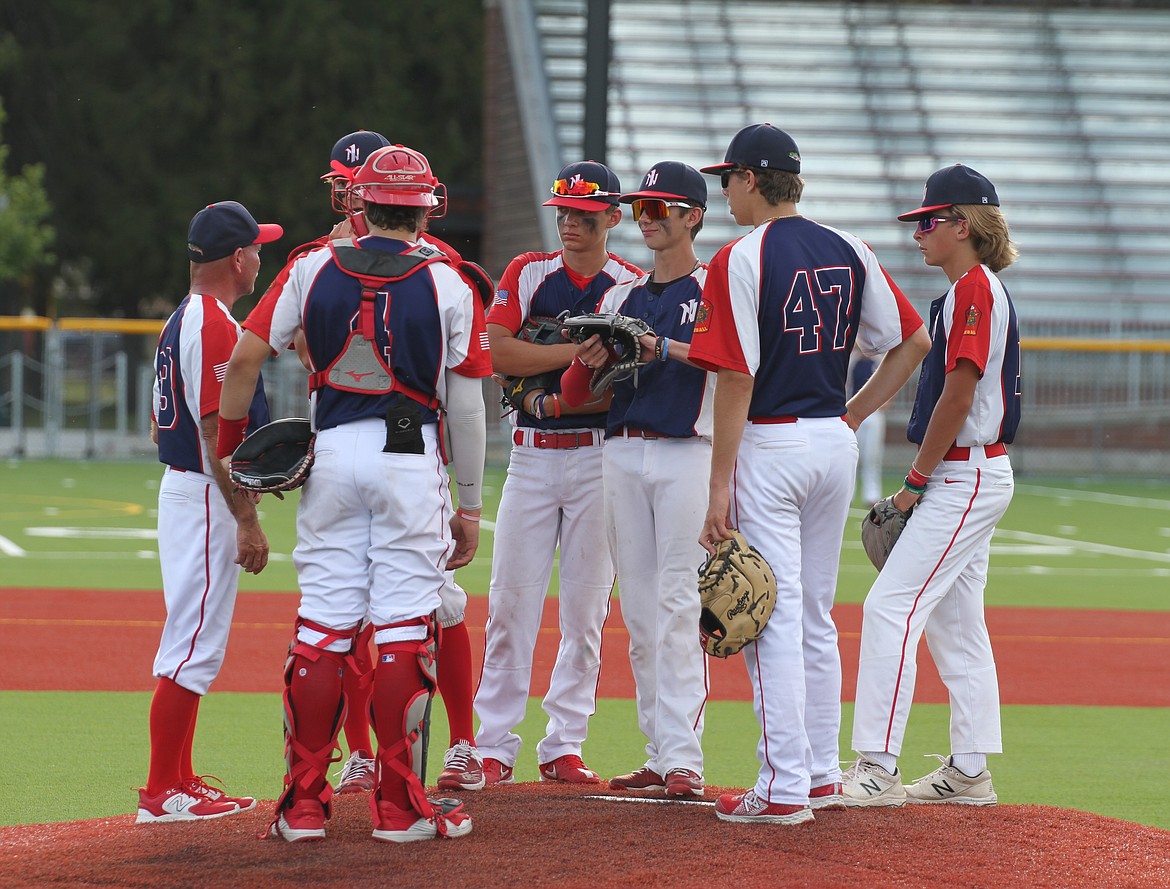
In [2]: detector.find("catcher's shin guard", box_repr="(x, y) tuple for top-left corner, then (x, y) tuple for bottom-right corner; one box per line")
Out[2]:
(369, 616), (438, 818)
(271, 618), (362, 824)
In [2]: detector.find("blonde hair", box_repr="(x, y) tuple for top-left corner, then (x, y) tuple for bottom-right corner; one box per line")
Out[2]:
(953, 204), (1018, 272)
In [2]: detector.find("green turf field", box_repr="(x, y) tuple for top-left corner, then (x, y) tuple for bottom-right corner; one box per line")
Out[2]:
(1, 459), (1168, 829)
(4, 460), (1170, 611)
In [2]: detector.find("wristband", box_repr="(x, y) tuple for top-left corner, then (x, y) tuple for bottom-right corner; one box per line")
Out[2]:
(903, 476), (927, 496)
(548, 393), (562, 419)
(658, 337), (670, 363)
(906, 466), (931, 489)
(216, 416), (248, 460)
(533, 394), (546, 420)
(456, 509), (481, 523)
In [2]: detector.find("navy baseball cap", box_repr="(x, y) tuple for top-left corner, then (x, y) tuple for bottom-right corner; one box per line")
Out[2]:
(187, 201), (283, 263)
(700, 123), (802, 175)
(543, 160), (622, 212)
(898, 164), (1000, 221)
(321, 130), (391, 180)
(621, 161), (708, 209)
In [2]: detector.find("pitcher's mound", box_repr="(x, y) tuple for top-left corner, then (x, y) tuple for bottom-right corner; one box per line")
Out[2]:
(2, 783), (1168, 888)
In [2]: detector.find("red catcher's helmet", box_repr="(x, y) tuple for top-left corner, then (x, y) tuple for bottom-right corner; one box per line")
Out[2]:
(351, 145), (446, 216)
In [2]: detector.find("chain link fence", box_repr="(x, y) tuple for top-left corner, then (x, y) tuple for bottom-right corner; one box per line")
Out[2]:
(2, 318), (1168, 477)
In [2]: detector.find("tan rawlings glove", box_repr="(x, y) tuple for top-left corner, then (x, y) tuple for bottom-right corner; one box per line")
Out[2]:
(860, 496), (913, 570)
(697, 530), (777, 658)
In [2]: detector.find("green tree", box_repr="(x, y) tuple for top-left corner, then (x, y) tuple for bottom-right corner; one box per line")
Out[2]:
(0, 0), (483, 318)
(0, 99), (55, 299)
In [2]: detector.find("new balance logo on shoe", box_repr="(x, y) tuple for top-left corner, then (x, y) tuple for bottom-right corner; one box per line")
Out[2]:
(904, 755), (998, 806)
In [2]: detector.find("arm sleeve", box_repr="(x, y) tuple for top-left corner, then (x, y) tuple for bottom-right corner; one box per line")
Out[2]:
(559, 357), (593, 406)
(444, 369), (486, 511)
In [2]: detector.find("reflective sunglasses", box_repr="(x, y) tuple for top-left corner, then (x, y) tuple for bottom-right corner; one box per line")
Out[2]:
(550, 177), (620, 198)
(630, 199), (692, 220)
(916, 215), (964, 234)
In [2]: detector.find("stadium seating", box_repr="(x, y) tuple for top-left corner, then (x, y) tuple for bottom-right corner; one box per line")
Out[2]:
(520, 0), (1170, 326)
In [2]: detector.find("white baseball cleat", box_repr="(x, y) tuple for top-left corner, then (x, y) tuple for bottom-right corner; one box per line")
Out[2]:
(841, 757), (907, 807)
(904, 755), (997, 806)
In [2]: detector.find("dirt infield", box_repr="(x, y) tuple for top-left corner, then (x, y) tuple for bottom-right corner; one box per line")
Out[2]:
(3, 587), (1170, 886)
(2, 784), (1169, 889)
(3, 587), (1169, 705)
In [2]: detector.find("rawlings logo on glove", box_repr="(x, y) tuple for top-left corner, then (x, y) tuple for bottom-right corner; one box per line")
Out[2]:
(229, 418), (315, 494)
(697, 530), (777, 658)
(560, 312), (653, 395)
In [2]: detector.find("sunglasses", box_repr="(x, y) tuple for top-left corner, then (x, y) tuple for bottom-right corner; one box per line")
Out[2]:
(550, 178), (620, 199)
(630, 199), (692, 220)
(720, 167), (747, 189)
(916, 215), (965, 233)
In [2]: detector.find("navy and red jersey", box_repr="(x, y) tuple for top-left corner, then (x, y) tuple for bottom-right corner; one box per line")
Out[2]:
(596, 267), (715, 439)
(154, 293), (269, 472)
(907, 264), (1021, 445)
(244, 235), (492, 431)
(688, 217), (923, 420)
(487, 250), (643, 431)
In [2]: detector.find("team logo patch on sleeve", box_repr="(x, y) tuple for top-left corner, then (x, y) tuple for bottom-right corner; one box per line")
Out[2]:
(964, 304), (981, 336)
(693, 300), (713, 334)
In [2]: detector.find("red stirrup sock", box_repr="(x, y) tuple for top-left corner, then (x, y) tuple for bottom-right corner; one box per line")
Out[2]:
(341, 625), (375, 757)
(437, 620), (476, 745)
(146, 677), (199, 795)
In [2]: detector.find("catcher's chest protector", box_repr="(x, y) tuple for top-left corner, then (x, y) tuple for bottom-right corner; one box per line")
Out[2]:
(310, 241), (447, 406)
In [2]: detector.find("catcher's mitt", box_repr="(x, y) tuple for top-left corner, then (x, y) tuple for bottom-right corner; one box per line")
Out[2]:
(456, 259), (495, 309)
(229, 418), (315, 494)
(697, 530), (777, 658)
(499, 316), (566, 415)
(561, 312), (653, 395)
(860, 496), (913, 570)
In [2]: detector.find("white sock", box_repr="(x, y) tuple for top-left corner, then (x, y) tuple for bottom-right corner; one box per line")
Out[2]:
(862, 751), (898, 775)
(949, 753), (987, 777)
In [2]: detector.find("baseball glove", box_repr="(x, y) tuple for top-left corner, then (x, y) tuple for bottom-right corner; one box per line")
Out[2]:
(860, 496), (913, 570)
(561, 312), (653, 395)
(229, 418), (315, 494)
(456, 259), (495, 309)
(697, 530), (778, 658)
(499, 316), (566, 415)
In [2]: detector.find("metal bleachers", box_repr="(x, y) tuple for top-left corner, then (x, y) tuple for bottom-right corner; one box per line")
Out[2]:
(519, 0), (1170, 326)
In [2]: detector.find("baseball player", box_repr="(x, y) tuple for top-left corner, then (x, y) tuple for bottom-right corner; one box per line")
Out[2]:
(689, 123), (931, 825)
(558, 161), (714, 798)
(300, 131), (487, 796)
(138, 200), (282, 823)
(843, 164), (1019, 808)
(216, 144), (491, 843)
(472, 160), (642, 785)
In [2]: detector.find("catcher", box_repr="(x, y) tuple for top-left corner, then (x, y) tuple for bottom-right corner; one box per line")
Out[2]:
(558, 161), (715, 799)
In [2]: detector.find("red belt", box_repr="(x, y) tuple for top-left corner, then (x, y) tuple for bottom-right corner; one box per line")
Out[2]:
(614, 426), (670, 440)
(748, 415), (797, 425)
(944, 442), (1007, 461)
(514, 429), (600, 450)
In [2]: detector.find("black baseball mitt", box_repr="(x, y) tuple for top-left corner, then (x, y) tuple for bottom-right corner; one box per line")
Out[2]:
(498, 316), (566, 415)
(229, 418), (315, 494)
(860, 496), (913, 570)
(561, 312), (653, 395)
(697, 530), (777, 658)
